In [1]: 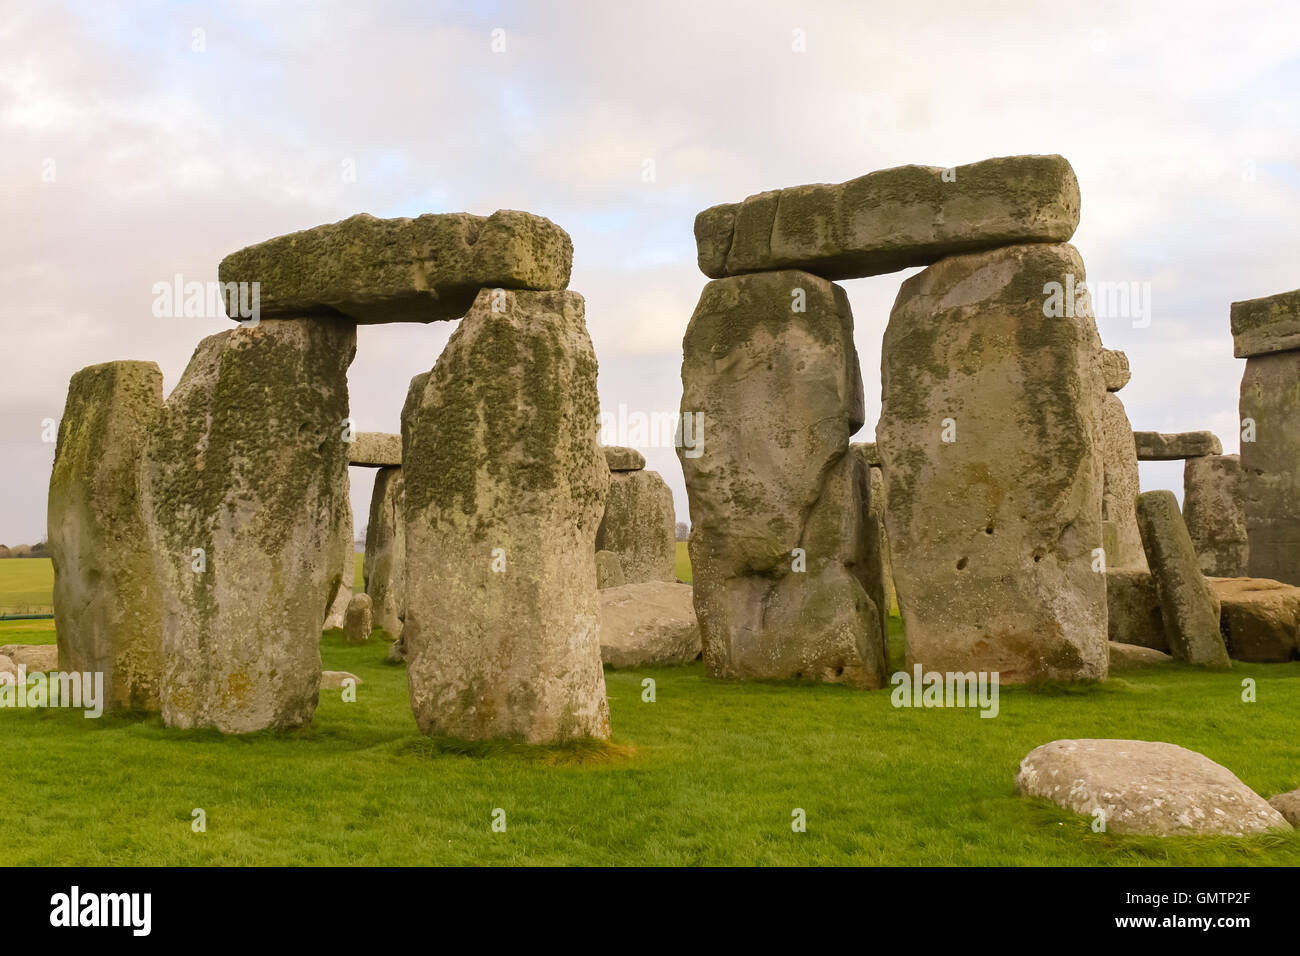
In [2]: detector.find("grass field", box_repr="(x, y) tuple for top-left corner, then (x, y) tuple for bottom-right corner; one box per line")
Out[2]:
(675, 541), (691, 583)
(3, 555), (1299, 865)
(0, 557), (54, 611)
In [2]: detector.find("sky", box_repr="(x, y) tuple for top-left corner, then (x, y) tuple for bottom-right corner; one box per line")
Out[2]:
(2, 0), (1298, 545)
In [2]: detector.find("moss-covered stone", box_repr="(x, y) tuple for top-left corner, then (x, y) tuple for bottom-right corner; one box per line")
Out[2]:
(364, 465), (405, 636)
(595, 470), (675, 584)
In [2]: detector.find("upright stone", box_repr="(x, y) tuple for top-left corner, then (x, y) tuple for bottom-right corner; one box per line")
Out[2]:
(323, 486), (353, 629)
(878, 243), (1108, 683)
(48, 361), (165, 711)
(595, 470), (676, 584)
(142, 319), (355, 732)
(851, 442), (895, 622)
(1239, 352), (1300, 585)
(1134, 490), (1230, 667)
(364, 466), (406, 637)
(679, 270), (886, 687)
(403, 288), (610, 742)
(1183, 454), (1248, 576)
(1099, 392), (1146, 570)
(696, 154), (1080, 280)
(343, 593), (372, 644)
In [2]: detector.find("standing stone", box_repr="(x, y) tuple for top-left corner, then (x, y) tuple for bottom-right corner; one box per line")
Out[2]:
(342, 593), (372, 644)
(695, 154), (1080, 280)
(679, 270), (885, 687)
(323, 487), (353, 629)
(364, 466), (406, 637)
(1183, 455), (1248, 577)
(595, 550), (626, 589)
(595, 470), (676, 584)
(851, 442), (895, 622)
(878, 243), (1108, 683)
(1099, 392), (1146, 570)
(1134, 490), (1230, 667)
(403, 288), (610, 742)
(48, 361), (165, 711)
(142, 318), (355, 732)
(1239, 351), (1300, 585)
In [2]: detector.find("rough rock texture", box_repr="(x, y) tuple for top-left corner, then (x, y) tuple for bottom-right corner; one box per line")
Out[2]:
(1106, 569), (1168, 651)
(142, 318), (355, 733)
(856, 451), (896, 618)
(1099, 392), (1146, 570)
(595, 470), (676, 584)
(1239, 351), (1300, 586)
(695, 154), (1080, 280)
(219, 210), (573, 324)
(595, 550), (626, 589)
(1209, 577), (1300, 662)
(1231, 288), (1300, 358)
(1101, 348), (1131, 392)
(878, 243), (1107, 683)
(320, 670), (361, 690)
(348, 432), (401, 467)
(1133, 431), (1222, 460)
(0, 645), (59, 672)
(1015, 739), (1290, 836)
(679, 270), (886, 687)
(363, 466), (406, 637)
(402, 288), (610, 742)
(48, 360), (165, 711)
(602, 446), (645, 471)
(1183, 455), (1248, 577)
(1108, 642), (1172, 668)
(342, 593), (372, 644)
(322, 489), (353, 629)
(598, 581), (701, 668)
(1269, 789), (1300, 827)
(1135, 491), (1230, 667)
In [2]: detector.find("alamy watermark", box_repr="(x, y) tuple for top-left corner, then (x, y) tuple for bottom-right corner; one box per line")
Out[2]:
(890, 665), (1000, 718)
(1043, 273), (1151, 329)
(598, 404), (704, 458)
(152, 274), (260, 325)
(0, 666), (105, 718)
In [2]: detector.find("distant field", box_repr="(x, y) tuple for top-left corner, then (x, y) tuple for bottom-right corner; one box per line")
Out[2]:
(0, 558), (53, 611)
(675, 541), (691, 583)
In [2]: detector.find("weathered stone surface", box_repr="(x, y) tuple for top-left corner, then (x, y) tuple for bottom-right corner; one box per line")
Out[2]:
(363, 466), (405, 637)
(320, 670), (361, 690)
(1109, 642), (1172, 668)
(1230, 288), (1300, 358)
(851, 444), (895, 620)
(851, 441), (882, 467)
(342, 593), (372, 644)
(595, 550), (626, 589)
(219, 210), (573, 324)
(598, 581), (701, 668)
(1269, 789), (1300, 827)
(695, 154), (1080, 281)
(679, 270), (885, 687)
(348, 432), (401, 467)
(602, 446), (645, 471)
(1133, 431), (1222, 460)
(1015, 739), (1290, 836)
(142, 318), (355, 733)
(596, 470), (675, 584)
(322, 489), (353, 629)
(0, 654), (14, 680)
(878, 243), (1107, 683)
(1105, 569), (1168, 651)
(1135, 491), (1230, 667)
(1239, 351), (1300, 586)
(403, 288), (610, 742)
(1183, 455), (1248, 577)
(1209, 577), (1300, 662)
(1099, 393), (1146, 570)
(1101, 348), (1131, 392)
(0, 645), (58, 672)
(48, 360), (164, 711)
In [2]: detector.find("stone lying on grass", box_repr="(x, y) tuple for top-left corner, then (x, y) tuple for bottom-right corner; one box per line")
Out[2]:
(1268, 789), (1300, 827)
(1209, 577), (1300, 662)
(695, 154), (1080, 280)
(348, 432), (402, 467)
(1015, 739), (1292, 836)
(219, 210), (574, 324)
(0, 655), (15, 679)
(0, 645), (59, 672)
(320, 671), (362, 690)
(1133, 431), (1222, 460)
(598, 581), (701, 668)
(1108, 642), (1172, 669)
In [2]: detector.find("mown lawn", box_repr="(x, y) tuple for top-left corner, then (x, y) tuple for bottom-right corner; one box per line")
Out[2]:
(675, 541), (691, 583)
(2, 610), (1298, 866)
(0, 557), (54, 611)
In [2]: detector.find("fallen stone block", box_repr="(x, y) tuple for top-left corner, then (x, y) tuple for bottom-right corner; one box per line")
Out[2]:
(695, 154), (1080, 281)
(1015, 739), (1291, 836)
(1133, 431), (1222, 460)
(0, 645), (58, 672)
(1209, 577), (1300, 662)
(1269, 789), (1300, 827)
(599, 581), (701, 668)
(320, 671), (361, 690)
(1230, 288), (1300, 358)
(1108, 642), (1172, 669)
(219, 210), (573, 324)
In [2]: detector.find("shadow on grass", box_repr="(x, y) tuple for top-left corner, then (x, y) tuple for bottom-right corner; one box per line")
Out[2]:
(395, 734), (636, 766)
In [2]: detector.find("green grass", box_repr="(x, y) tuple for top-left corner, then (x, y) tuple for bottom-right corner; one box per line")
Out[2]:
(675, 541), (691, 583)
(0, 557), (54, 611)
(2, 612), (1298, 866)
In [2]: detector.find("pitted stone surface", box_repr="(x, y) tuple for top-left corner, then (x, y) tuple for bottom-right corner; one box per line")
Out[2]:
(1209, 577), (1300, 662)
(348, 432), (401, 467)
(596, 470), (675, 584)
(1183, 455), (1248, 577)
(1230, 288), (1300, 358)
(1133, 431), (1222, 460)
(1100, 392), (1146, 570)
(1239, 351), (1300, 586)
(364, 466), (406, 637)
(602, 446), (645, 471)
(1101, 348), (1131, 392)
(599, 581), (701, 668)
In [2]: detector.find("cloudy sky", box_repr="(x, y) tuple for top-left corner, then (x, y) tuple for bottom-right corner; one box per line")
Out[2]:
(2, 0), (1298, 545)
